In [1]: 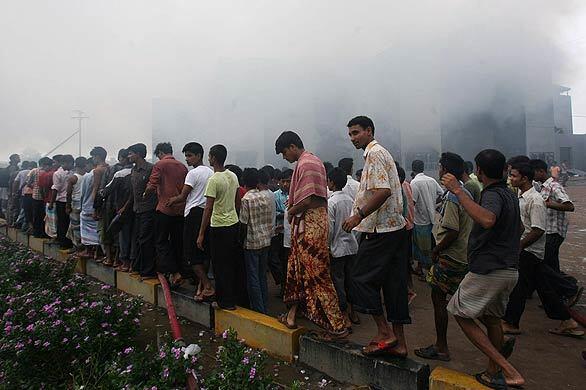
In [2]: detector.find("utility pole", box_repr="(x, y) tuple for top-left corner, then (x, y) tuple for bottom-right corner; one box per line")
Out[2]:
(71, 110), (89, 157)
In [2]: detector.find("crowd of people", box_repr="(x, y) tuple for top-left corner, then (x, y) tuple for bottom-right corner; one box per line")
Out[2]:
(0, 115), (584, 389)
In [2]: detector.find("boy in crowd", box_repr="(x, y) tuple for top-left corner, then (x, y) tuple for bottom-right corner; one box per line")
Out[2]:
(49, 154), (74, 249)
(272, 168), (293, 295)
(167, 142), (215, 301)
(442, 149), (524, 389)
(337, 158), (360, 200)
(415, 152), (473, 362)
(28, 157), (53, 238)
(66, 157), (88, 253)
(502, 163), (583, 338)
(144, 142), (188, 285)
(240, 168), (276, 314)
(327, 167), (359, 330)
(197, 145), (241, 310)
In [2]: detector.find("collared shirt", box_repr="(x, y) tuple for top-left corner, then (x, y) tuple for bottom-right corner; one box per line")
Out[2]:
(273, 188), (288, 225)
(51, 167), (73, 202)
(205, 169), (239, 227)
(342, 175), (360, 200)
(15, 169), (31, 194)
(148, 155), (188, 216)
(39, 168), (56, 203)
(519, 186), (547, 260)
(27, 168), (42, 200)
(328, 191), (359, 258)
(534, 177), (571, 237)
(435, 187), (473, 264)
(240, 188), (276, 250)
(354, 140), (405, 233)
(131, 160), (157, 214)
(411, 172), (443, 226)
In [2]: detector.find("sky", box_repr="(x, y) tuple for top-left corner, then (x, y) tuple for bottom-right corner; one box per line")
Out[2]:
(0, 0), (585, 161)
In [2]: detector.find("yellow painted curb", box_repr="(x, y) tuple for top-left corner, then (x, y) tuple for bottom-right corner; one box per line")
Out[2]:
(215, 306), (306, 362)
(29, 236), (48, 253)
(430, 367), (490, 390)
(116, 272), (160, 304)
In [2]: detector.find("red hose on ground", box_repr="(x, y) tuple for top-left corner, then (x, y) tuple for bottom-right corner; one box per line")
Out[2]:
(157, 273), (183, 342)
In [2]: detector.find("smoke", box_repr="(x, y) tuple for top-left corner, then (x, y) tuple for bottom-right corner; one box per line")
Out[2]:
(0, 1), (582, 166)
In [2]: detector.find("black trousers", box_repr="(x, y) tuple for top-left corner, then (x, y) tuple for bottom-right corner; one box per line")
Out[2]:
(544, 233), (564, 272)
(503, 251), (570, 327)
(331, 254), (355, 312)
(134, 210), (156, 277)
(268, 233), (288, 286)
(55, 201), (72, 248)
(542, 233), (578, 298)
(22, 194), (33, 228)
(32, 199), (46, 237)
(348, 228), (411, 324)
(155, 211), (186, 276)
(210, 223), (242, 308)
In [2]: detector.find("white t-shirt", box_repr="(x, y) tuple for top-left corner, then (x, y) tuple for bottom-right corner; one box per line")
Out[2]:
(184, 165), (214, 216)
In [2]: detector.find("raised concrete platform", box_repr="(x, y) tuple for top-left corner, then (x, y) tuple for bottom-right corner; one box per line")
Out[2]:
(157, 286), (214, 329)
(299, 335), (430, 390)
(7, 226), (17, 241)
(214, 306), (306, 362)
(429, 367), (489, 390)
(0, 219), (7, 235)
(16, 230), (29, 246)
(29, 236), (49, 253)
(116, 272), (159, 304)
(86, 260), (117, 286)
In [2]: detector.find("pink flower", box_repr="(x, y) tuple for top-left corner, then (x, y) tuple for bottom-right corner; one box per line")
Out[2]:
(249, 367), (257, 380)
(26, 324), (34, 332)
(124, 347), (133, 354)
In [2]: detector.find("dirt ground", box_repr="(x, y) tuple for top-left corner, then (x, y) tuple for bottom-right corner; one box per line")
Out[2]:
(265, 181), (586, 390)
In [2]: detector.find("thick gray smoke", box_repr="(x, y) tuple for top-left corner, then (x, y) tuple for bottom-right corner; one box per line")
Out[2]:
(0, 1), (582, 167)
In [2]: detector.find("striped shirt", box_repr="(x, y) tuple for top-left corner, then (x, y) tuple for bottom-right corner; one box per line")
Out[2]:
(534, 178), (571, 237)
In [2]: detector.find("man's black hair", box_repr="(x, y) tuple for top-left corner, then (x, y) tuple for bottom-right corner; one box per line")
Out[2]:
(260, 165), (275, 179)
(412, 160), (425, 173)
(30, 161), (37, 168)
(209, 144), (227, 165)
(464, 161), (474, 175)
(338, 158), (354, 175)
(475, 149), (506, 180)
(242, 168), (260, 188)
(397, 165), (406, 184)
(529, 159), (548, 172)
(90, 147), (107, 161)
(281, 168), (293, 180)
(118, 148), (129, 159)
(347, 116), (375, 135)
(258, 169), (270, 185)
(9, 154), (20, 163)
(182, 142), (204, 157)
(20, 161), (29, 169)
(511, 162), (535, 182)
(327, 167), (347, 190)
(323, 161), (334, 174)
(127, 143), (147, 158)
(75, 157), (88, 168)
(226, 164), (242, 180)
(507, 155), (530, 167)
(275, 131), (304, 154)
(154, 142), (173, 156)
(61, 154), (74, 165)
(439, 152), (465, 180)
(273, 168), (282, 181)
(39, 157), (53, 167)
(52, 154), (63, 165)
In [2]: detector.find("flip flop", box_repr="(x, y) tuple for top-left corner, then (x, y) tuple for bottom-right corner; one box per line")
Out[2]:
(314, 330), (349, 342)
(474, 371), (508, 390)
(278, 313), (298, 329)
(362, 339), (398, 356)
(414, 345), (451, 361)
(548, 327), (584, 338)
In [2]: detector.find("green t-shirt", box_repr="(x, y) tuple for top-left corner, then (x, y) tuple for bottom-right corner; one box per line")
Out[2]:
(435, 192), (473, 264)
(204, 170), (239, 227)
(464, 178), (482, 203)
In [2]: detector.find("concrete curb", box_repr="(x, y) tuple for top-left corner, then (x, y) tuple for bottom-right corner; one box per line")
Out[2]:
(299, 334), (430, 390)
(156, 286), (214, 329)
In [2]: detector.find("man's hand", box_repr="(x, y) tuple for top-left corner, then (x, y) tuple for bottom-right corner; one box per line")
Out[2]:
(343, 214), (362, 233)
(48, 202), (54, 211)
(66, 204), (72, 215)
(441, 173), (460, 193)
(92, 211), (101, 221)
(287, 212), (294, 224)
(166, 196), (178, 208)
(196, 234), (205, 251)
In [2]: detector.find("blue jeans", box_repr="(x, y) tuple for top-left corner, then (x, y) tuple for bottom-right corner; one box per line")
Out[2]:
(244, 247), (270, 314)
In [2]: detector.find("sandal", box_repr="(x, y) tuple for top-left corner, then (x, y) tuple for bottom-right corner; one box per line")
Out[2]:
(414, 345), (451, 361)
(314, 330), (349, 342)
(194, 291), (216, 303)
(278, 313), (298, 329)
(362, 339), (398, 356)
(474, 371), (508, 390)
(548, 327), (584, 338)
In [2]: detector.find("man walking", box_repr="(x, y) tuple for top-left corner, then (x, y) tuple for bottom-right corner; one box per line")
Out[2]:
(343, 116), (410, 357)
(442, 149), (524, 389)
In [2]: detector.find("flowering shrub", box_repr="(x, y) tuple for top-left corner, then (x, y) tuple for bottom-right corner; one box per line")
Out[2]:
(102, 341), (201, 389)
(0, 238), (142, 388)
(203, 328), (276, 390)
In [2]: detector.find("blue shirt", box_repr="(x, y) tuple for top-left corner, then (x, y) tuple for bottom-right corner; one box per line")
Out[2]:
(273, 189), (288, 225)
